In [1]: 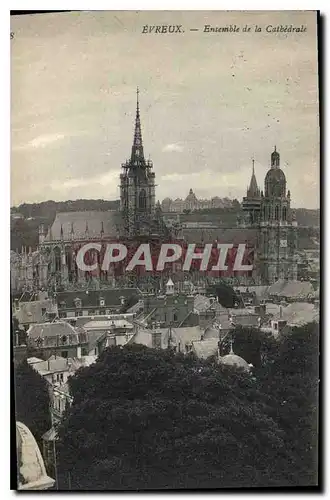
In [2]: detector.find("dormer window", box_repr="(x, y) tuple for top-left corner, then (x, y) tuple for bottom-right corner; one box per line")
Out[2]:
(74, 298), (82, 308)
(59, 301), (66, 309)
(99, 297), (105, 307)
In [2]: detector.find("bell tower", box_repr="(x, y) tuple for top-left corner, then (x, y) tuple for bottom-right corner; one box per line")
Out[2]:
(120, 88), (156, 238)
(259, 147), (298, 283)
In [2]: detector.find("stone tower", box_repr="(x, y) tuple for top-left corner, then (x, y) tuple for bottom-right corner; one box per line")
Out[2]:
(242, 159), (261, 225)
(120, 88), (156, 238)
(258, 147), (298, 283)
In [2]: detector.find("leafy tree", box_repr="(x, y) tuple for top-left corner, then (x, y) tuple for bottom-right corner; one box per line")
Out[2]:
(232, 326), (278, 371)
(259, 322), (319, 486)
(56, 344), (298, 490)
(14, 360), (51, 447)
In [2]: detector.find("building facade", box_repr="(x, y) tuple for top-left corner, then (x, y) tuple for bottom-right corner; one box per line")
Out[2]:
(240, 148), (298, 283)
(11, 94), (298, 291)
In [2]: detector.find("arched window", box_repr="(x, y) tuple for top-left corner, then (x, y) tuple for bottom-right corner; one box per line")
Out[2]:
(54, 247), (61, 272)
(282, 206), (287, 221)
(275, 205), (279, 220)
(139, 189), (147, 210)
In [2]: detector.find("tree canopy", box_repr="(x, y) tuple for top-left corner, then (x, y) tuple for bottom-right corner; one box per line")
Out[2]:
(55, 324), (319, 490)
(14, 360), (51, 446)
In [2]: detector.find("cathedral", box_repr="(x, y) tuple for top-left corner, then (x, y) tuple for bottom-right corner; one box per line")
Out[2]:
(11, 91), (298, 293)
(241, 148), (298, 282)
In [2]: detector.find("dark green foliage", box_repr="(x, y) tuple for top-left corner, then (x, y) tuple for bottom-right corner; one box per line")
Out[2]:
(259, 322), (319, 486)
(232, 326), (278, 371)
(55, 336), (319, 490)
(14, 360), (51, 446)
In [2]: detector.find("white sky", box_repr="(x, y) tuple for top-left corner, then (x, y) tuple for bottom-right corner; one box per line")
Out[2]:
(11, 10), (319, 208)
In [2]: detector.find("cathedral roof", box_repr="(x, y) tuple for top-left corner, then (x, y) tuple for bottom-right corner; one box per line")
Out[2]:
(181, 227), (258, 245)
(44, 210), (121, 242)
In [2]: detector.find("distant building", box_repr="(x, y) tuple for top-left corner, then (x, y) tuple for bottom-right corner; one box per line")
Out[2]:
(13, 292), (58, 329)
(142, 279), (196, 328)
(27, 321), (88, 359)
(161, 189), (235, 213)
(55, 288), (142, 319)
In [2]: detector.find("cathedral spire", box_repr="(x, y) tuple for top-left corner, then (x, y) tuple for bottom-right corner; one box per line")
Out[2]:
(131, 87), (145, 164)
(247, 158), (260, 198)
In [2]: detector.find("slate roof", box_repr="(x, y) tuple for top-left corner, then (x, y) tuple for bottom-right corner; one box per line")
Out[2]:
(83, 319), (134, 330)
(67, 355), (97, 372)
(56, 288), (142, 309)
(28, 321), (78, 340)
(45, 211), (122, 241)
(126, 300), (144, 314)
(272, 302), (319, 326)
(27, 357), (44, 365)
(267, 280), (314, 299)
(181, 227), (258, 245)
(194, 294), (212, 313)
(31, 355), (69, 375)
(235, 286), (269, 298)
(128, 329), (153, 348)
(192, 339), (218, 359)
(160, 325), (203, 348)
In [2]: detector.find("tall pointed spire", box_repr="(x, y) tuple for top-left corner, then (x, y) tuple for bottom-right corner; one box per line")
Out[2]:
(247, 157), (260, 198)
(131, 87), (145, 164)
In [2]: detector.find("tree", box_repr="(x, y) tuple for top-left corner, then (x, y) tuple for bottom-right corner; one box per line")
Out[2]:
(259, 322), (319, 486)
(56, 344), (298, 490)
(232, 326), (278, 371)
(14, 360), (51, 447)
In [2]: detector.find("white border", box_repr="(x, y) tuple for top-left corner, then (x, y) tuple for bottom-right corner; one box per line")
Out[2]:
(4, 3), (326, 498)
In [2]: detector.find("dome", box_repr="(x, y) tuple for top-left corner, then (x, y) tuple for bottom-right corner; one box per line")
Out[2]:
(220, 353), (250, 372)
(185, 188), (198, 202)
(264, 168), (286, 197)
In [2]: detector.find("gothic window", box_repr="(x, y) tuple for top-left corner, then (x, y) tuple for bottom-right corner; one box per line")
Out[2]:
(282, 206), (287, 221)
(275, 206), (279, 220)
(54, 247), (61, 272)
(139, 189), (147, 210)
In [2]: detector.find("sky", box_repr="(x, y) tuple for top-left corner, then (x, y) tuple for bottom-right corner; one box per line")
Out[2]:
(11, 10), (319, 208)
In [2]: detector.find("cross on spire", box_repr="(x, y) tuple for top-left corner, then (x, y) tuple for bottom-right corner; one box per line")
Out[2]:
(229, 335), (234, 355)
(131, 86), (145, 164)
